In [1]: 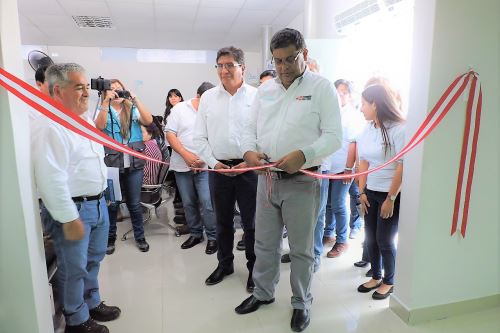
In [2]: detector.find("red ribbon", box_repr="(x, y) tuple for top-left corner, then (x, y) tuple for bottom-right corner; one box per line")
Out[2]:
(0, 68), (482, 237)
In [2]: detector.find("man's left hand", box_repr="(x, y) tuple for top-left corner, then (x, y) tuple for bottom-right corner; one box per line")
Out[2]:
(275, 150), (306, 174)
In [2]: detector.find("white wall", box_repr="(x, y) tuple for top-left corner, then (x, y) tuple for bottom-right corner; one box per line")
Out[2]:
(0, 0), (54, 332)
(394, 0), (500, 311)
(22, 46), (262, 118)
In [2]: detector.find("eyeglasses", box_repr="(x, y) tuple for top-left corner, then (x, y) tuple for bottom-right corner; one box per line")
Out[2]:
(271, 50), (302, 66)
(215, 63), (242, 70)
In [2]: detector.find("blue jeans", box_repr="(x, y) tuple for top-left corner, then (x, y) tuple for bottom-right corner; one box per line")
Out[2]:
(364, 189), (400, 285)
(108, 168), (145, 240)
(313, 171), (330, 261)
(349, 181), (363, 231)
(174, 171), (216, 240)
(42, 198), (109, 325)
(323, 177), (351, 243)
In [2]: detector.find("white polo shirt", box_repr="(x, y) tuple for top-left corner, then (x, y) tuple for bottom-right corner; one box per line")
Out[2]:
(323, 103), (366, 174)
(240, 70), (343, 169)
(193, 83), (257, 168)
(165, 99), (199, 172)
(357, 122), (406, 192)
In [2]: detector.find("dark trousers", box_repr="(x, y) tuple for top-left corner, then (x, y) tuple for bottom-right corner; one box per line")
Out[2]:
(364, 189), (400, 285)
(108, 168), (145, 241)
(211, 171), (257, 273)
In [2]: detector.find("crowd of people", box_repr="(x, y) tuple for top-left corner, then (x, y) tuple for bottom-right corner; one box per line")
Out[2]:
(32, 28), (405, 333)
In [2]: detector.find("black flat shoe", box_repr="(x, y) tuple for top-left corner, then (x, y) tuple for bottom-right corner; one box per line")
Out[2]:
(354, 260), (369, 267)
(281, 253), (291, 263)
(372, 286), (394, 300)
(181, 236), (204, 249)
(357, 281), (382, 293)
(246, 274), (255, 293)
(291, 309), (310, 332)
(235, 295), (275, 314)
(205, 240), (217, 254)
(365, 268), (373, 277)
(236, 239), (245, 251)
(205, 266), (234, 285)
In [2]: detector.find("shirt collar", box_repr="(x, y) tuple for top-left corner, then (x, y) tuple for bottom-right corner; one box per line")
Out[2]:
(217, 81), (248, 96)
(275, 67), (310, 89)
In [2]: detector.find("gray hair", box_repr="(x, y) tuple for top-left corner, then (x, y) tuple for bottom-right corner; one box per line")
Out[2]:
(46, 63), (85, 97)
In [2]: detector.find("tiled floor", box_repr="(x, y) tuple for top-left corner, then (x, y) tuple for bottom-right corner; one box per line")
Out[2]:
(96, 200), (500, 333)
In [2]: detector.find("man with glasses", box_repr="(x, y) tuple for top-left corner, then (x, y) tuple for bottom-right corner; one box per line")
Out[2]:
(33, 63), (120, 333)
(193, 46), (258, 293)
(235, 29), (342, 332)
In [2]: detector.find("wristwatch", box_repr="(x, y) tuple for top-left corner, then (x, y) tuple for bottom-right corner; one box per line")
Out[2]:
(388, 194), (397, 201)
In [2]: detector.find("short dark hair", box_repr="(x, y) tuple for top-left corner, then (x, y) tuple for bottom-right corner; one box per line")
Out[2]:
(270, 28), (306, 52)
(259, 70), (277, 80)
(196, 81), (215, 97)
(334, 79), (352, 93)
(35, 65), (48, 83)
(216, 46), (245, 64)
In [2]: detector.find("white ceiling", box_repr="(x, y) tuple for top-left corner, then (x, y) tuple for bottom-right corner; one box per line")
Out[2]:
(17, 0), (305, 51)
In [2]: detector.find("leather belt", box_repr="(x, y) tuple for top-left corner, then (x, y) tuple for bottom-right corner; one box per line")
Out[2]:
(72, 192), (104, 202)
(218, 159), (244, 167)
(272, 166), (320, 179)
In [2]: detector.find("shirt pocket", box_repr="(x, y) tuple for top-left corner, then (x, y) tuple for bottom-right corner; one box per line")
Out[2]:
(284, 99), (320, 131)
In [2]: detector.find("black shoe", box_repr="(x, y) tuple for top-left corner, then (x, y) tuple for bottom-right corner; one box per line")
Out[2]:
(106, 238), (115, 255)
(176, 224), (190, 235)
(281, 253), (291, 263)
(365, 268), (373, 277)
(173, 215), (186, 224)
(236, 239), (245, 251)
(235, 295), (275, 314)
(246, 275), (255, 293)
(89, 302), (121, 322)
(65, 318), (109, 333)
(357, 281), (382, 293)
(174, 208), (185, 215)
(205, 240), (217, 254)
(372, 286), (394, 300)
(136, 238), (149, 252)
(205, 266), (234, 285)
(181, 236), (204, 249)
(291, 309), (310, 332)
(354, 260), (369, 268)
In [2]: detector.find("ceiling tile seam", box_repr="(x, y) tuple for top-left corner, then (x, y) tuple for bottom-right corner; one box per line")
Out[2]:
(20, 13), (50, 42)
(223, 0), (247, 47)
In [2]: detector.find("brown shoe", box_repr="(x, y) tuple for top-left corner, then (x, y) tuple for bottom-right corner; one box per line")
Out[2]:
(322, 236), (336, 246)
(326, 242), (348, 258)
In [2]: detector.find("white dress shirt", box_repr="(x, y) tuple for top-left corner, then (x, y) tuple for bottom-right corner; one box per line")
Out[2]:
(357, 122), (405, 192)
(240, 70), (343, 169)
(32, 115), (108, 223)
(193, 83), (257, 168)
(165, 99), (199, 172)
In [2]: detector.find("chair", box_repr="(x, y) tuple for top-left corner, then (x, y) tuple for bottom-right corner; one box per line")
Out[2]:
(121, 153), (180, 240)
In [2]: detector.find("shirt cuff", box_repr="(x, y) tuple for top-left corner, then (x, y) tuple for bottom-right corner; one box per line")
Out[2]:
(50, 205), (80, 224)
(206, 156), (220, 169)
(301, 147), (315, 164)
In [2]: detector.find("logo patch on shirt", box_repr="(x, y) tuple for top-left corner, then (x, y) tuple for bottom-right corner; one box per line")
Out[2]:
(296, 95), (312, 100)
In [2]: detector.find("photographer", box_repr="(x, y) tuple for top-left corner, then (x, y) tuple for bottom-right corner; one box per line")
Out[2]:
(95, 79), (153, 254)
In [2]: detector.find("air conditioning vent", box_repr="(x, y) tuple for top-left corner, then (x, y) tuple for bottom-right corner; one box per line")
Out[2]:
(72, 16), (115, 29)
(334, 0), (381, 31)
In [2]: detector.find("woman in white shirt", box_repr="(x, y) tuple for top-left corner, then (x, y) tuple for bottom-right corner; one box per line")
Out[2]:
(356, 84), (405, 300)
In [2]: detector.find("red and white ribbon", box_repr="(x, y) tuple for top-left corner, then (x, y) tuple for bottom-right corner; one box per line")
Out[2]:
(0, 67), (166, 165)
(0, 68), (483, 237)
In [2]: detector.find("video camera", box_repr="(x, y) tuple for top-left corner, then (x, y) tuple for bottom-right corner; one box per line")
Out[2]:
(91, 76), (131, 99)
